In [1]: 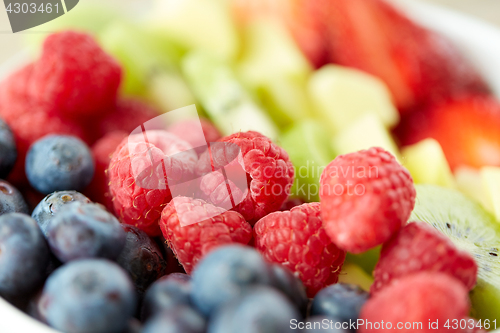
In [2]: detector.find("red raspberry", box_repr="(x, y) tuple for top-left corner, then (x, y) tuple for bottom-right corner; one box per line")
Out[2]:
(160, 196), (252, 274)
(85, 131), (128, 211)
(97, 98), (161, 138)
(0, 64), (33, 113)
(197, 131), (295, 224)
(168, 118), (222, 155)
(319, 147), (416, 253)
(0, 65), (88, 184)
(29, 31), (121, 118)
(372, 222), (477, 293)
(254, 202), (346, 297)
(108, 130), (197, 236)
(359, 272), (470, 333)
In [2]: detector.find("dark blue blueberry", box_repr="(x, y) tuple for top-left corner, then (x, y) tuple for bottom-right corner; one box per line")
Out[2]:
(27, 289), (47, 324)
(116, 224), (166, 295)
(270, 264), (308, 316)
(301, 316), (350, 333)
(311, 283), (368, 330)
(191, 245), (275, 316)
(208, 286), (300, 333)
(41, 259), (137, 333)
(0, 180), (29, 215)
(0, 118), (17, 179)
(143, 306), (206, 333)
(0, 213), (50, 303)
(141, 273), (192, 321)
(31, 190), (90, 235)
(122, 318), (142, 333)
(25, 135), (94, 194)
(46, 202), (126, 262)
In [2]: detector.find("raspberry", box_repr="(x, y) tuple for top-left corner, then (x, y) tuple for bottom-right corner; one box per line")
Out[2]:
(168, 118), (222, 155)
(197, 131), (294, 224)
(372, 222), (477, 293)
(85, 131), (127, 211)
(0, 64), (33, 114)
(0, 63), (89, 185)
(29, 31), (121, 118)
(319, 147), (416, 253)
(97, 98), (161, 139)
(108, 130), (197, 236)
(254, 202), (345, 297)
(359, 272), (470, 333)
(160, 196), (252, 274)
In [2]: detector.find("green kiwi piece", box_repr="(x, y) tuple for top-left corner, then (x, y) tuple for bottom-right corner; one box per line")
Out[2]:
(411, 184), (500, 321)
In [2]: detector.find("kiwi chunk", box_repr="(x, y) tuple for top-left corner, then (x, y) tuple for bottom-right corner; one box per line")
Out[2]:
(411, 184), (500, 321)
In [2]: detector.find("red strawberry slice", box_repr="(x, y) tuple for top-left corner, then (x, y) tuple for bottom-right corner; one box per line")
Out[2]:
(321, 0), (490, 111)
(395, 95), (500, 170)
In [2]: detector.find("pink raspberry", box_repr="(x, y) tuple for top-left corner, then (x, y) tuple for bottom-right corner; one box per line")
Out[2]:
(319, 147), (416, 253)
(29, 31), (122, 118)
(254, 202), (346, 297)
(85, 131), (128, 211)
(372, 222), (477, 293)
(108, 130), (197, 236)
(197, 131), (295, 224)
(168, 118), (222, 155)
(160, 196), (252, 274)
(359, 272), (470, 333)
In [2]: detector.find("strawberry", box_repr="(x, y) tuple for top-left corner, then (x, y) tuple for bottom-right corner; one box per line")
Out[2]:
(232, 0), (490, 111)
(321, 0), (490, 111)
(395, 95), (500, 170)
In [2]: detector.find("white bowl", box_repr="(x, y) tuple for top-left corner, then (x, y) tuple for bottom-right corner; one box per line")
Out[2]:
(0, 1), (500, 332)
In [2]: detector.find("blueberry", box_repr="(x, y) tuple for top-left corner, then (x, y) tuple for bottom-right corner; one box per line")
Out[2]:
(26, 135), (94, 194)
(116, 225), (166, 295)
(143, 306), (206, 333)
(27, 289), (47, 324)
(0, 180), (29, 215)
(191, 245), (275, 316)
(302, 316), (350, 333)
(122, 318), (142, 333)
(208, 286), (300, 333)
(311, 283), (369, 330)
(0, 213), (50, 303)
(41, 259), (137, 333)
(0, 118), (17, 179)
(270, 264), (308, 316)
(46, 202), (126, 262)
(31, 190), (90, 235)
(141, 273), (192, 321)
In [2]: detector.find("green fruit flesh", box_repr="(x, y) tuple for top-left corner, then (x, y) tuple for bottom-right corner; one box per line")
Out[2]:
(182, 52), (278, 140)
(279, 120), (335, 201)
(411, 184), (500, 321)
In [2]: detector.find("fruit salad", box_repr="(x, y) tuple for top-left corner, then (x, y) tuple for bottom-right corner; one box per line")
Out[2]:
(0, 0), (500, 332)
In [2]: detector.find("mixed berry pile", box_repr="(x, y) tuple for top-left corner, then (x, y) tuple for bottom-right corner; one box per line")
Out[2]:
(0, 0), (499, 332)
